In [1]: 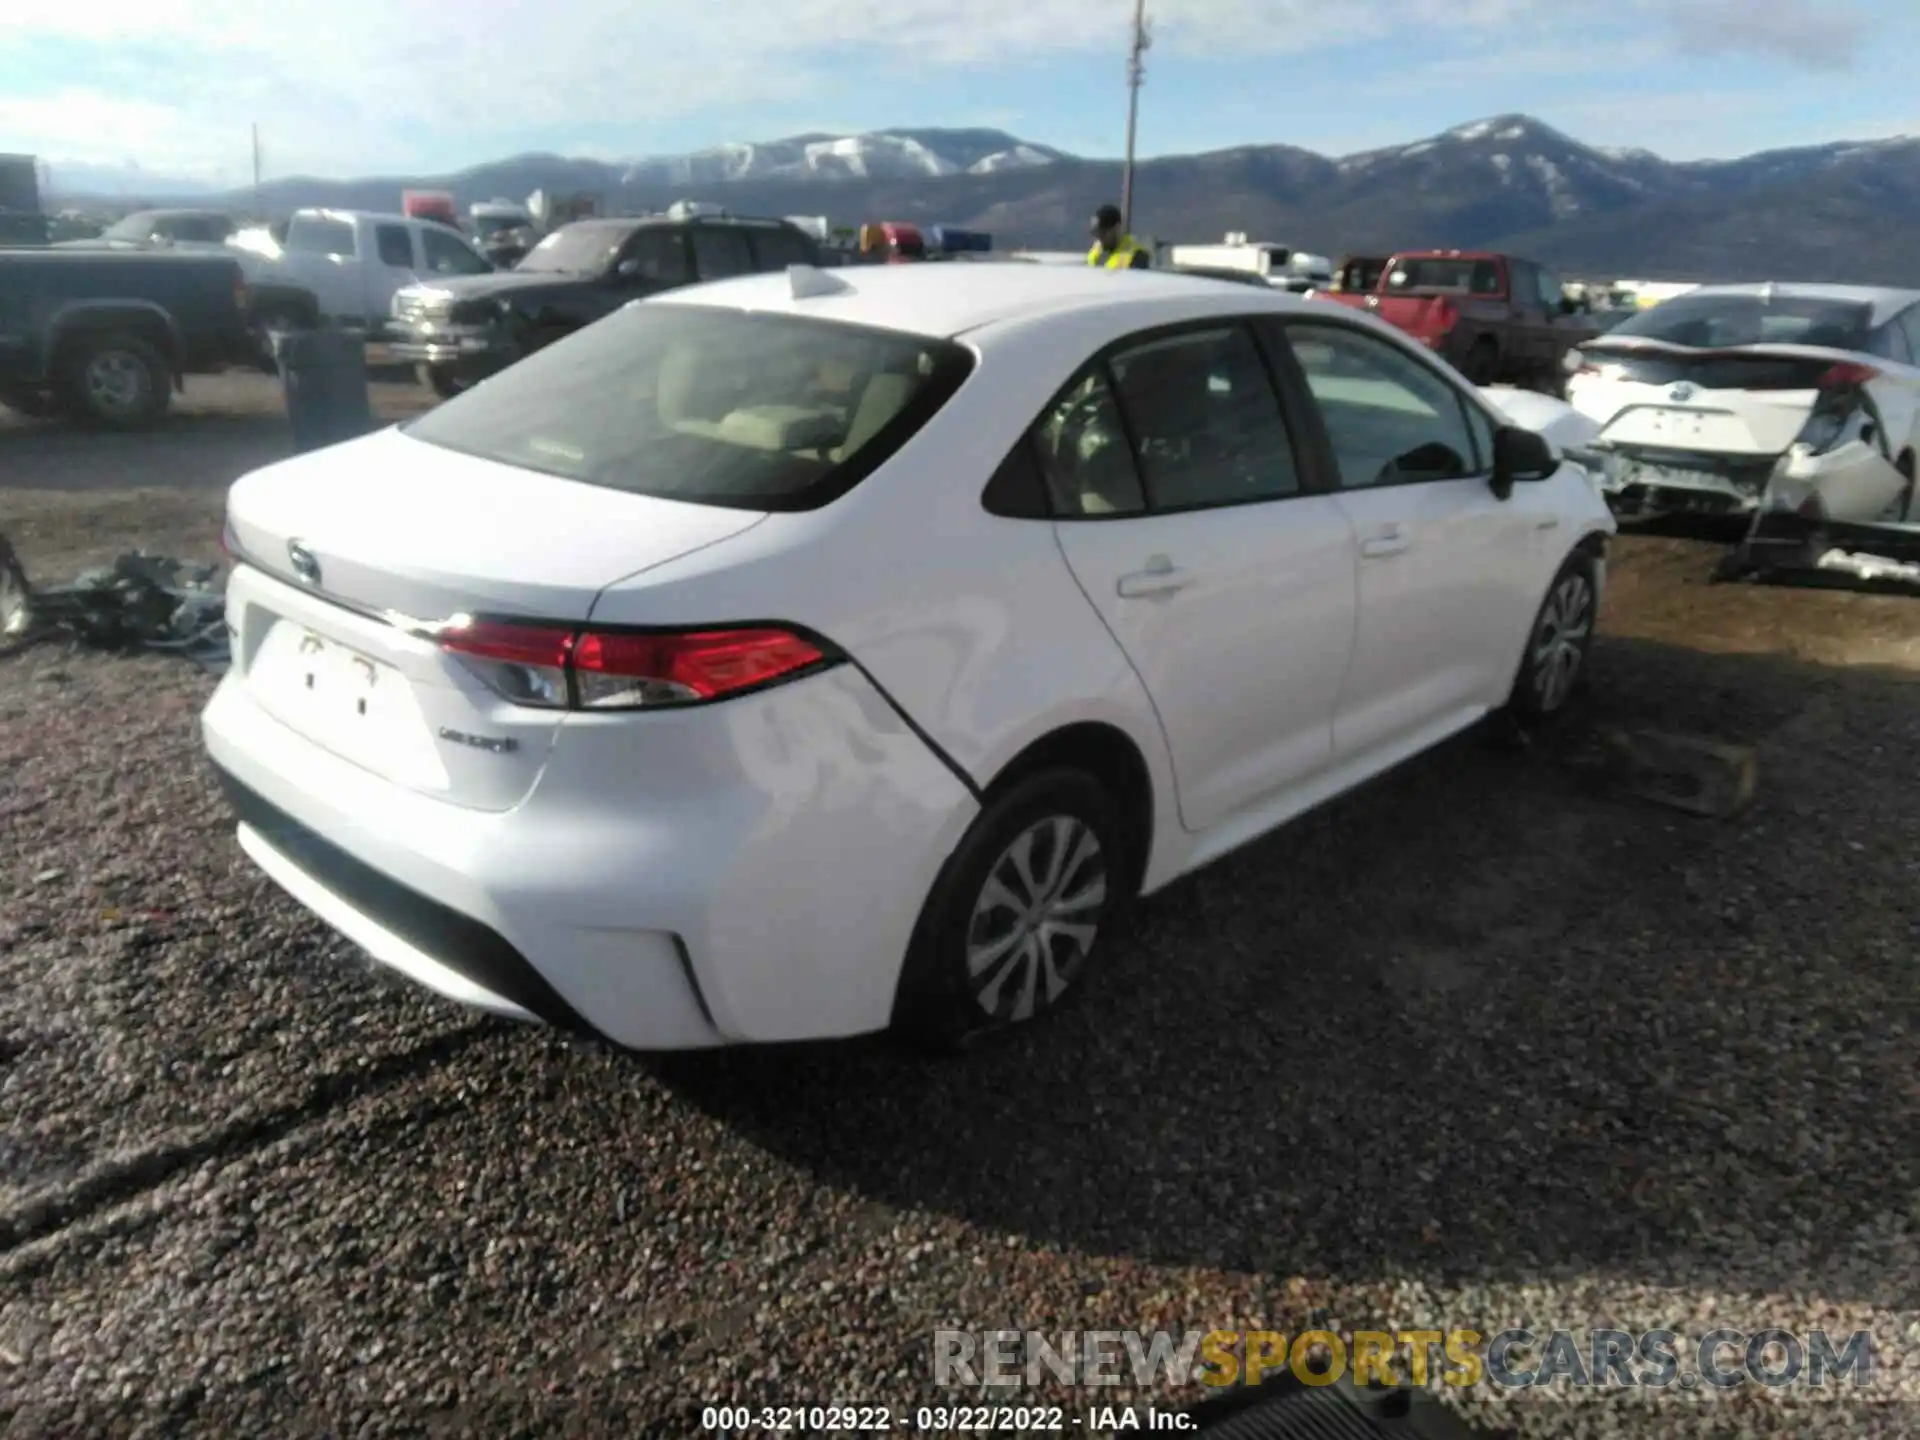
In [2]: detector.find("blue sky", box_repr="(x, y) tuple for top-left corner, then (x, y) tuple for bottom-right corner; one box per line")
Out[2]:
(1, 0), (1909, 186)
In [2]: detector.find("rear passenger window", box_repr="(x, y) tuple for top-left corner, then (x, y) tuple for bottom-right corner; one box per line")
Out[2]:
(689, 226), (756, 280)
(287, 216), (356, 258)
(1029, 370), (1146, 518)
(376, 225), (414, 268)
(748, 226), (816, 271)
(1107, 325), (1300, 509)
(617, 228), (692, 286)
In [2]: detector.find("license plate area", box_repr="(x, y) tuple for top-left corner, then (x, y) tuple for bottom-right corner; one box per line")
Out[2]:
(247, 618), (449, 789)
(1610, 405), (1750, 450)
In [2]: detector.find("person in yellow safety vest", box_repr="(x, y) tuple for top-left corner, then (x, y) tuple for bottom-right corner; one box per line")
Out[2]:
(1087, 204), (1150, 269)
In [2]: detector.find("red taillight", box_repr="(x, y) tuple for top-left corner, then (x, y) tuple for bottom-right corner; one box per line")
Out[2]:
(573, 627), (826, 705)
(438, 620), (830, 710)
(1818, 362), (1877, 389)
(439, 619), (574, 669)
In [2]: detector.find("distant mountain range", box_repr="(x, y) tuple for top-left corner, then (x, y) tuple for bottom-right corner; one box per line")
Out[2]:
(45, 115), (1920, 282)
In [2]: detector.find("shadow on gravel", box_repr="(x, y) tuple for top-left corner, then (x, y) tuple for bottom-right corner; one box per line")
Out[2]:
(656, 635), (1920, 1312)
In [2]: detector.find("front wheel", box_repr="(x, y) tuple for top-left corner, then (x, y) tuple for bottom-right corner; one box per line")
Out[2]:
(1461, 337), (1500, 386)
(892, 769), (1131, 1051)
(423, 366), (471, 400)
(1507, 550), (1599, 724)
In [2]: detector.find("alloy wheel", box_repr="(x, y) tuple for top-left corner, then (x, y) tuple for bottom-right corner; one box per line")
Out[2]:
(84, 351), (149, 418)
(1531, 571), (1593, 712)
(964, 814), (1107, 1023)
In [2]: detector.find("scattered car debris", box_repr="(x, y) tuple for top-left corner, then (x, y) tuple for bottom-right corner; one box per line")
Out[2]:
(1603, 727), (1758, 818)
(1715, 510), (1920, 596)
(0, 532), (229, 671)
(1813, 546), (1920, 586)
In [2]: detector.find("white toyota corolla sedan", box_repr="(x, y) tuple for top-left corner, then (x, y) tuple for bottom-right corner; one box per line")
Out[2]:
(202, 263), (1615, 1051)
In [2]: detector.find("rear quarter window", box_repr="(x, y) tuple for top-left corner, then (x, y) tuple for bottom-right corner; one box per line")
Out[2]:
(747, 226), (819, 271)
(401, 304), (976, 511)
(288, 217), (356, 258)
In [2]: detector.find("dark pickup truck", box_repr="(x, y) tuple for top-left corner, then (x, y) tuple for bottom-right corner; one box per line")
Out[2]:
(387, 211), (821, 396)
(0, 249), (259, 428)
(1313, 249), (1597, 389)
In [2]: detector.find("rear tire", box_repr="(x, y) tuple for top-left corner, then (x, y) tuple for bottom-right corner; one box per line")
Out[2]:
(1507, 549), (1599, 725)
(57, 332), (171, 430)
(1462, 337), (1499, 386)
(892, 769), (1131, 1052)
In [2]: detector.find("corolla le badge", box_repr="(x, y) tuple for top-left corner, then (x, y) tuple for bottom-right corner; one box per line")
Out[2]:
(286, 538), (321, 586)
(1667, 382), (1696, 402)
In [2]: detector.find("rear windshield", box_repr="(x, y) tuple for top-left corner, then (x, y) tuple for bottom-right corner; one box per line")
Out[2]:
(1605, 293), (1873, 350)
(516, 222), (639, 274)
(402, 302), (976, 511)
(1387, 258), (1500, 293)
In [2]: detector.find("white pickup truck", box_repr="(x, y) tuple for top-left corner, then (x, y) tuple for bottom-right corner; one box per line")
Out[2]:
(229, 209), (497, 335)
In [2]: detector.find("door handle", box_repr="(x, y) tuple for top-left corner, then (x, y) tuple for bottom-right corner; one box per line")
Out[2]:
(1535, 514), (1561, 530)
(1116, 556), (1191, 599)
(1359, 528), (1410, 559)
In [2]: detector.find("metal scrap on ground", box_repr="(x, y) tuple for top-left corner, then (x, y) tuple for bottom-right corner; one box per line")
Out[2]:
(1603, 727), (1758, 818)
(0, 532), (229, 671)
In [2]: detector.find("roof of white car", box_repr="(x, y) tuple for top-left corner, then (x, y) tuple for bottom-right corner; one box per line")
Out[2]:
(1684, 282), (1920, 325)
(651, 262), (1307, 339)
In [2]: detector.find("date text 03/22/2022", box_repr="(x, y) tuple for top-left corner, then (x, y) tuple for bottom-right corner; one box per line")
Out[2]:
(699, 1403), (1194, 1432)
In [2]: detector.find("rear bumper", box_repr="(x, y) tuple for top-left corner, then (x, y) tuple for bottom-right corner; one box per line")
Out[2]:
(1592, 438), (1908, 525)
(216, 766), (594, 1031)
(201, 659), (978, 1049)
(1589, 445), (1775, 516)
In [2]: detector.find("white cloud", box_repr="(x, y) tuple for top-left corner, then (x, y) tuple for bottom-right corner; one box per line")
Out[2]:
(2, 0), (1874, 179)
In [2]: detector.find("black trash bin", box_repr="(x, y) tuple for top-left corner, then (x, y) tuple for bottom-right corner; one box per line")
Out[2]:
(276, 327), (374, 453)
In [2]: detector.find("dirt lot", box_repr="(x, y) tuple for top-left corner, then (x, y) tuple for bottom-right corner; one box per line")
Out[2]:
(2, 381), (1918, 1438)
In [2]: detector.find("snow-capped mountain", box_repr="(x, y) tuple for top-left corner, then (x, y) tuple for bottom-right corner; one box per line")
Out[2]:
(619, 128), (1066, 187)
(52, 113), (1920, 283)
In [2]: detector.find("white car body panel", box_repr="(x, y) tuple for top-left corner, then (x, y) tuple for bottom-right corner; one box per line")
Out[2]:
(1564, 284), (1920, 523)
(204, 265), (1615, 1048)
(231, 210), (493, 332)
(1479, 386), (1603, 454)
(1054, 495), (1357, 833)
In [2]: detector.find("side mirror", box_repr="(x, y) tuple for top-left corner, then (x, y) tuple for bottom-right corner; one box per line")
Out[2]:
(1490, 425), (1556, 500)
(614, 258), (645, 282)
(1558, 296), (1579, 315)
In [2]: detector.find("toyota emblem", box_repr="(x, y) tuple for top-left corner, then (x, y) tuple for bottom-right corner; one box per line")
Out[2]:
(287, 539), (321, 586)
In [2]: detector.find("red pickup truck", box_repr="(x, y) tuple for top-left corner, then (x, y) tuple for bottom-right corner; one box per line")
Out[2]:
(1313, 249), (1597, 390)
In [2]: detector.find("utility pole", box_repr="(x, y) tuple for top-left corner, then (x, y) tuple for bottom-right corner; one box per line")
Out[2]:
(251, 123), (262, 221)
(1120, 0), (1150, 234)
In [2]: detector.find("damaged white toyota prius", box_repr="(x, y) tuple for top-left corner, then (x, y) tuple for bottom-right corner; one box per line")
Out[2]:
(203, 262), (1614, 1052)
(1564, 283), (1920, 525)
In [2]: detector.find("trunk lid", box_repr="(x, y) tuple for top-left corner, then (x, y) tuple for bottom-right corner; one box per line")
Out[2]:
(223, 426), (766, 811)
(1578, 341), (1841, 456)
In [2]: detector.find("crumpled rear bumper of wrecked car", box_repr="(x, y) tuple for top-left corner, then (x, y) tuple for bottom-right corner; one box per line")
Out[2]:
(1582, 438), (1908, 523)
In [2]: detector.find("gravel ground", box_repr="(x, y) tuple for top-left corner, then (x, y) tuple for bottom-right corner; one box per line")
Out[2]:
(3, 388), (1919, 1437)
